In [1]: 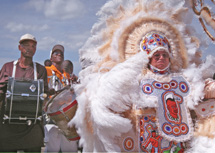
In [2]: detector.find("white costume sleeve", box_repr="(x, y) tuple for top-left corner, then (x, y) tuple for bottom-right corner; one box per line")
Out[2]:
(69, 51), (148, 152)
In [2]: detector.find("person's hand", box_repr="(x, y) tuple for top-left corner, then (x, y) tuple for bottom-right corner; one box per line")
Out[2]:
(49, 88), (56, 95)
(0, 74), (9, 85)
(70, 74), (79, 83)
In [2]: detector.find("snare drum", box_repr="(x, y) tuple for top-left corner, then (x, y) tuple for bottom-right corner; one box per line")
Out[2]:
(46, 87), (80, 141)
(3, 77), (45, 125)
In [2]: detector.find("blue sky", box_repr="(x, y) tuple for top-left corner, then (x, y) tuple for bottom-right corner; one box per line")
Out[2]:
(0, 0), (106, 75)
(0, 0), (214, 75)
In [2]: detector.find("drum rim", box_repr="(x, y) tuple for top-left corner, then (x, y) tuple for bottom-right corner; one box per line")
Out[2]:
(68, 135), (80, 141)
(48, 100), (77, 116)
(44, 85), (71, 112)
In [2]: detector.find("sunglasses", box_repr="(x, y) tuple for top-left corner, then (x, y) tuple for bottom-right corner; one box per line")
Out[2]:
(52, 51), (64, 56)
(152, 52), (169, 59)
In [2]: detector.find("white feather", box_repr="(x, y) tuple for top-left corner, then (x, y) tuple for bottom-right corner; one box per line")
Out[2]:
(186, 136), (215, 153)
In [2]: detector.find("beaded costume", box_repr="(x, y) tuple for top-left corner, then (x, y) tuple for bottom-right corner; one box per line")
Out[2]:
(69, 0), (215, 152)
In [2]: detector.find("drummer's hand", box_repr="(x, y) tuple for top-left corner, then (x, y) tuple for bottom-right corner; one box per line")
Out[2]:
(71, 74), (79, 84)
(49, 88), (56, 95)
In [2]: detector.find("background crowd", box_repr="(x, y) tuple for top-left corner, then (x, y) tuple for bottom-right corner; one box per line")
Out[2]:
(0, 33), (79, 152)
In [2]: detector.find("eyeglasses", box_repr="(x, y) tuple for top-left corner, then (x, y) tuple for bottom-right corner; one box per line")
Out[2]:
(152, 52), (169, 59)
(52, 51), (64, 56)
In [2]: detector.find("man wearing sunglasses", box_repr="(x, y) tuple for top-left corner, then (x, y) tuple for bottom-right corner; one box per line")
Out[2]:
(44, 44), (78, 152)
(46, 44), (67, 91)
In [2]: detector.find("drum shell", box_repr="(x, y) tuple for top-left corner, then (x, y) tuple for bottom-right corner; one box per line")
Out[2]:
(4, 77), (44, 124)
(47, 88), (80, 141)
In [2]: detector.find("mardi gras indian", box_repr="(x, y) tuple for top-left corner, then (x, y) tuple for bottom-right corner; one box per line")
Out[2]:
(69, 0), (215, 152)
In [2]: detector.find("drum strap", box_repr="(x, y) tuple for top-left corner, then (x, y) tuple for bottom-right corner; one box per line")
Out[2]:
(12, 60), (37, 80)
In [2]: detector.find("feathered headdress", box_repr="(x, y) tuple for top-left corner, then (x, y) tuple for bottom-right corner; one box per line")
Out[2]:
(72, 1), (215, 152)
(79, 0), (202, 75)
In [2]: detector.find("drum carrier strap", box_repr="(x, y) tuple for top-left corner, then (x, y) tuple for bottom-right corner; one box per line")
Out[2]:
(12, 60), (37, 80)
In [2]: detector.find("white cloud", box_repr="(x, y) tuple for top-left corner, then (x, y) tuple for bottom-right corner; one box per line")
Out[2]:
(66, 31), (90, 49)
(66, 41), (84, 51)
(37, 36), (56, 51)
(36, 35), (83, 52)
(36, 31), (90, 52)
(5, 22), (49, 32)
(67, 31), (90, 41)
(27, 0), (45, 12)
(28, 0), (85, 20)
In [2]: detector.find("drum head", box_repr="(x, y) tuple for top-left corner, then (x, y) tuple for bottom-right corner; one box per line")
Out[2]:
(47, 88), (76, 113)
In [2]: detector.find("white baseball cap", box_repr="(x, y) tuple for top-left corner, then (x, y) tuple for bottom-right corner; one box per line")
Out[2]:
(19, 33), (37, 43)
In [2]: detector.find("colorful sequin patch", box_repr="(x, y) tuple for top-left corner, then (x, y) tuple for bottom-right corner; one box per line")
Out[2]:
(123, 137), (135, 151)
(140, 33), (171, 55)
(138, 115), (186, 152)
(195, 99), (215, 118)
(162, 91), (183, 125)
(162, 123), (189, 136)
(152, 80), (179, 90)
(179, 82), (189, 93)
(142, 84), (154, 94)
(139, 115), (161, 152)
(140, 76), (192, 142)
